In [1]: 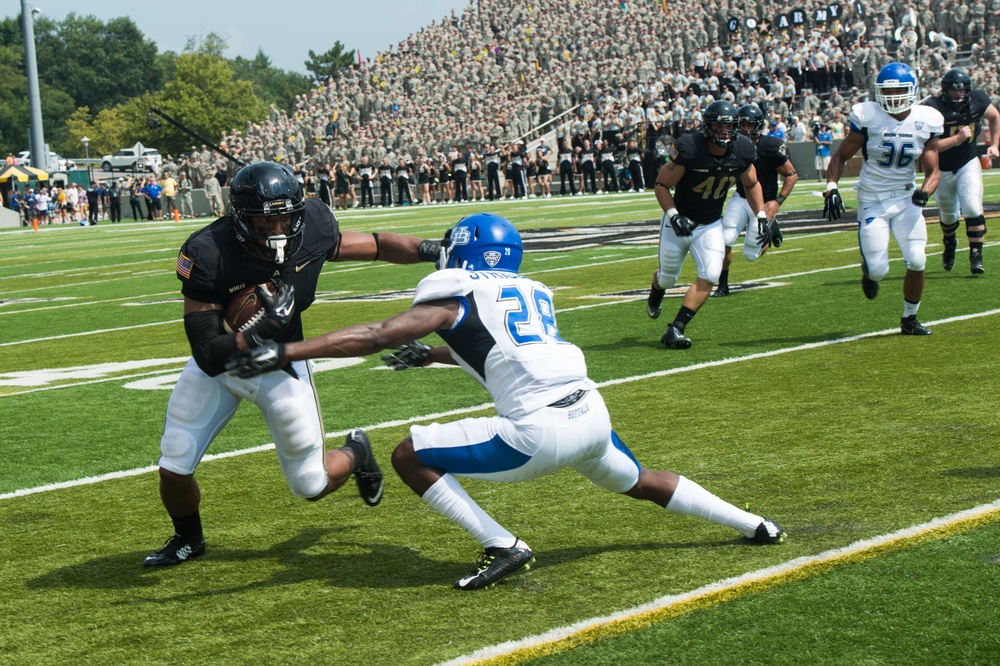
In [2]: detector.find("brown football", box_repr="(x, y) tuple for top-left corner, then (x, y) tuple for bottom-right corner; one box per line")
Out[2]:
(223, 281), (276, 333)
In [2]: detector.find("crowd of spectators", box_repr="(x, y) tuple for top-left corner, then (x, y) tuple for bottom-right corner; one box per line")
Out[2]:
(207, 0), (1000, 194)
(13, 0), (1000, 217)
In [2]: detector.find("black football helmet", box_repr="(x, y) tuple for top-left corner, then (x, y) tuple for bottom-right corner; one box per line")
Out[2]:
(230, 161), (305, 264)
(701, 100), (740, 148)
(737, 103), (766, 141)
(940, 68), (971, 107)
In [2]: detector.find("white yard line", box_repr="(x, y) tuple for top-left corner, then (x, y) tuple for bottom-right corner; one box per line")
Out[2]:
(437, 498), (1000, 666)
(3, 308), (997, 501)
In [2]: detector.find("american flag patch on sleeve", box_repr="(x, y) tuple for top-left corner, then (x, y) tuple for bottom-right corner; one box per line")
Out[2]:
(176, 252), (194, 278)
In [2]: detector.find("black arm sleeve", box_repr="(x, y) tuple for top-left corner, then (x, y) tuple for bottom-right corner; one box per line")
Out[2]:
(184, 309), (240, 377)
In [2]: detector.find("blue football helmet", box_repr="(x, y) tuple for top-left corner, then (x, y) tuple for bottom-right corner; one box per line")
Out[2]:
(443, 213), (523, 273)
(875, 62), (918, 114)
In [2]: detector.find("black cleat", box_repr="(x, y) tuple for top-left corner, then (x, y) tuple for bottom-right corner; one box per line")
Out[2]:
(970, 249), (985, 275)
(861, 276), (880, 300)
(711, 285), (730, 297)
(942, 237), (957, 271)
(143, 533), (206, 567)
(748, 518), (786, 545)
(454, 538), (534, 590)
(347, 429), (384, 506)
(660, 324), (692, 349)
(900, 315), (932, 336)
(646, 285), (665, 319)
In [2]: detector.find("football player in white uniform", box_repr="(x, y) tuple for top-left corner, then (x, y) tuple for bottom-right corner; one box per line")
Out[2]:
(824, 62), (944, 335)
(228, 213), (786, 591)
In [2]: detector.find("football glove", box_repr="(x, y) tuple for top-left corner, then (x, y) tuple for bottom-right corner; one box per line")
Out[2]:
(381, 340), (431, 370)
(668, 212), (694, 237)
(823, 188), (845, 221)
(226, 340), (286, 378)
(769, 219), (783, 248)
(911, 189), (929, 207)
(755, 213), (771, 246)
(244, 280), (295, 347)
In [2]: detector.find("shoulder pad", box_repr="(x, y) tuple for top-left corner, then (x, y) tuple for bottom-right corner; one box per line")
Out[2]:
(849, 101), (877, 129)
(673, 134), (698, 164)
(914, 105), (945, 134)
(413, 269), (469, 305)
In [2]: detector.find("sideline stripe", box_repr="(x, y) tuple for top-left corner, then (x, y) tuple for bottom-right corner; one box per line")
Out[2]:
(3, 307), (997, 502)
(437, 500), (1000, 666)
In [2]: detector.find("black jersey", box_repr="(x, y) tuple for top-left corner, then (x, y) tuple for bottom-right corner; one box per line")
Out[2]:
(922, 90), (993, 171)
(176, 198), (339, 343)
(670, 131), (756, 224)
(736, 135), (788, 201)
(579, 149), (596, 168)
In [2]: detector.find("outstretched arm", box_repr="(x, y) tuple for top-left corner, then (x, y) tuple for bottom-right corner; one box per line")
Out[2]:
(292, 299), (460, 362)
(333, 230), (441, 264)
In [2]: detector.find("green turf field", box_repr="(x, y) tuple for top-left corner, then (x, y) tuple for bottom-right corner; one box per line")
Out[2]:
(1, 178), (998, 665)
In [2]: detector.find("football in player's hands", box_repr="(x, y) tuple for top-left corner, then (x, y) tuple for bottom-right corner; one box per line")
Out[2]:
(224, 281), (277, 333)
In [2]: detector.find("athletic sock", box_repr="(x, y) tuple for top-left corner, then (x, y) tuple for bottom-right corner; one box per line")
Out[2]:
(717, 269), (729, 290)
(672, 306), (697, 333)
(903, 299), (920, 319)
(421, 474), (515, 549)
(171, 510), (203, 538)
(665, 476), (763, 537)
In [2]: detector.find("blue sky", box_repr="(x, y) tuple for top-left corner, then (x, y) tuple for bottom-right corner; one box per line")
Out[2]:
(9, 0), (471, 74)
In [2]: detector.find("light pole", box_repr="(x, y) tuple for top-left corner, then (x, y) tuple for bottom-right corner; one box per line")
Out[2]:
(81, 136), (91, 182)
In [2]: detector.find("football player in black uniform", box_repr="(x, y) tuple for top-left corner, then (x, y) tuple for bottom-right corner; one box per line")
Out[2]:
(645, 101), (768, 349)
(714, 104), (798, 296)
(922, 68), (1000, 275)
(143, 161), (442, 567)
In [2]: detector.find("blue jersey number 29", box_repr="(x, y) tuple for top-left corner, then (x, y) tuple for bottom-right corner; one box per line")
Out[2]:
(499, 285), (566, 345)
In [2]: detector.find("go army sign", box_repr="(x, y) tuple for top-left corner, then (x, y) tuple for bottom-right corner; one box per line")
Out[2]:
(727, 3), (848, 33)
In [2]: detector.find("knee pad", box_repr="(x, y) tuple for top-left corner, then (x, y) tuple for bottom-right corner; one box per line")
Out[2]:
(655, 272), (677, 290)
(966, 215), (987, 240)
(280, 453), (328, 499)
(866, 258), (891, 282)
(903, 248), (927, 272)
(159, 428), (198, 474)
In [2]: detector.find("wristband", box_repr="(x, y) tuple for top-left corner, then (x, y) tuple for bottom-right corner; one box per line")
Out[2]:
(826, 182), (838, 192)
(665, 207), (678, 219)
(775, 194), (786, 205)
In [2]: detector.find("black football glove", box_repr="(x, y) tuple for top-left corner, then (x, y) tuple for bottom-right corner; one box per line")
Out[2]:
(823, 188), (845, 221)
(417, 239), (443, 264)
(226, 340), (286, 377)
(911, 189), (929, 207)
(244, 280), (295, 347)
(668, 212), (694, 237)
(380, 340), (431, 370)
(755, 213), (771, 246)
(769, 219), (783, 248)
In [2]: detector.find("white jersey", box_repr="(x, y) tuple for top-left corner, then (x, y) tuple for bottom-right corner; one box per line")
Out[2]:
(849, 102), (944, 199)
(413, 269), (594, 420)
